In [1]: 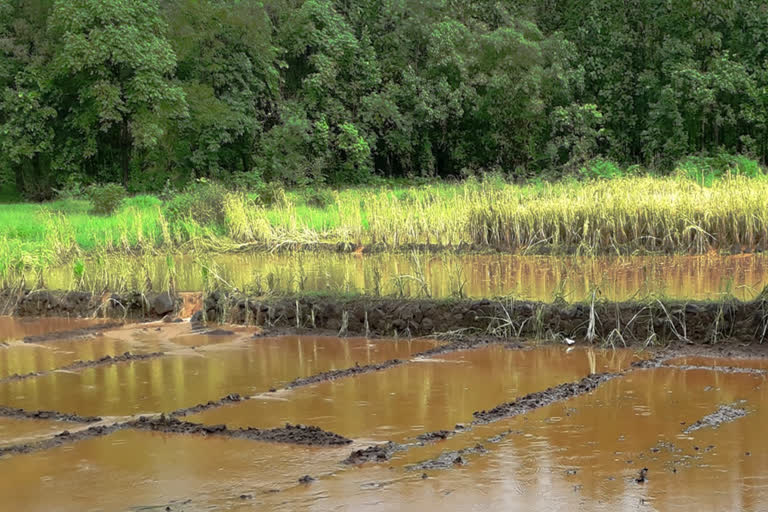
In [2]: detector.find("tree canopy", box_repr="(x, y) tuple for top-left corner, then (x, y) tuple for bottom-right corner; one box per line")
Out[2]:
(2, 0), (768, 197)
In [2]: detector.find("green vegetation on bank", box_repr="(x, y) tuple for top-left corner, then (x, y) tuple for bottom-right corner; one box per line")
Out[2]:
(3, 1), (768, 198)
(2, 160), (768, 286)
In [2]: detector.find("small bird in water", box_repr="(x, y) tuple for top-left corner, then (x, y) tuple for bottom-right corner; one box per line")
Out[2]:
(564, 338), (576, 346)
(636, 467), (648, 483)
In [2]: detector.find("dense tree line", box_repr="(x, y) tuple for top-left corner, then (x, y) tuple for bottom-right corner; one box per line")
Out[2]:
(1, 0), (768, 198)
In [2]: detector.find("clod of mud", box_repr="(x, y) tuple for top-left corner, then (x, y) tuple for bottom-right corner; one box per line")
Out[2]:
(684, 403), (748, 433)
(130, 416), (352, 446)
(21, 321), (124, 344)
(487, 429), (523, 443)
(0, 424), (119, 457)
(170, 393), (246, 417)
(0, 352), (165, 384)
(342, 441), (407, 464)
(472, 372), (621, 424)
(0, 406), (100, 423)
(407, 444), (487, 471)
(417, 430), (454, 442)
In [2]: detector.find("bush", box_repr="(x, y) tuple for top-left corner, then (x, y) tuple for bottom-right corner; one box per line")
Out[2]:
(300, 187), (335, 208)
(254, 181), (290, 208)
(164, 180), (228, 225)
(87, 184), (127, 215)
(675, 153), (764, 186)
(123, 195), (162, 210)
(578, 158), (623, 180)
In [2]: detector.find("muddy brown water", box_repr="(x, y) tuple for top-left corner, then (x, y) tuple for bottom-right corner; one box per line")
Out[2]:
(43, 252), (768, 300)
(1, 320), (768, 510)
(0, 328), (437, 417)
(0, 316), (111, 343)
(187, 345), (639, 442)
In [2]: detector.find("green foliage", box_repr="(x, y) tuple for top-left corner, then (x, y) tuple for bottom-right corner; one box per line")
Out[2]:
(578, 159), (623, 180)
(87, 183), (127, 215)
(300, 187), (335, 208)
(2, 0), (768, 195)
(164, 180), (228, 225)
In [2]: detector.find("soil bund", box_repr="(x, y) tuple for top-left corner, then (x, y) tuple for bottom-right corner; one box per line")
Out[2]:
(130, 416), (352, 446)
(6, 289), (768, 346)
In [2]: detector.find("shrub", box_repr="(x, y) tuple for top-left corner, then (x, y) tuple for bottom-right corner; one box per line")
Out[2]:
(123, 195), (162, 210)
(87, 184), (127, 215)
(578, 158), (623, 180)
(254, 181), (290, 208)
(299, 187), (334, 208)
(164, 180), (228, 225)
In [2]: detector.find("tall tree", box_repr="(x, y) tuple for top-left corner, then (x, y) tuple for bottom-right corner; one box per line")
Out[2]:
(49, 0), (187, 186)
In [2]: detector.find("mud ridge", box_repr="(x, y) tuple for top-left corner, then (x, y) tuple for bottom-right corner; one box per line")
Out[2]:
(0, 352), (165, 384)
(286, 359), (404, 389)
(407, 444), (487, 471)
(684, 403), (749, 433)
(472, 372), (622, 424)
(22, 321), (124, 343)
(0, 405), (101, 423)
(342, 441), (407, 464)
(170, 394), (247, 417)
(0, 424), (121, 457)
(661, 364), (768, 375)
(286, 340), (494, 390)
(130, 416), (352, 446)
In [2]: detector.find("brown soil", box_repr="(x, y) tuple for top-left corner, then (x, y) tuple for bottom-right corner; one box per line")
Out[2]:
(0, 424), (120, 456)
(11, 290), (768, 348)
(342, 442), (407, 464)
(472, 372), (623, 424)
(683, 403), (749, 433)
(130, 416), (352, 446)
(169, 394), (247, 417)
(407, 444), (488, 471)
(0, 406), (100, 423)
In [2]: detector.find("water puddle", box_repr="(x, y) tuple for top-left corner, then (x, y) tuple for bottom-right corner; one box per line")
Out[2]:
(0, 337), (158, 379)
(665, 355), (768, 370)
(188, 346), (639, 442)
(42, 252), (768, 300)
(0, 316), (112, 343)
(297, 366), (766, 511)
(0, 428), (353, 512)
(0, 417), (73, 448)
(0, 335), (439, 416)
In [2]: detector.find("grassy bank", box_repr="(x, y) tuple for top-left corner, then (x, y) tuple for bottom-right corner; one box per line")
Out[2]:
(2, 172), (768, 281)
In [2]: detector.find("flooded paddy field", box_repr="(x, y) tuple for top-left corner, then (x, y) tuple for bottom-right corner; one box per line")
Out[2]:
(40, 252), (768, 301)
(1, 315), (767, 510)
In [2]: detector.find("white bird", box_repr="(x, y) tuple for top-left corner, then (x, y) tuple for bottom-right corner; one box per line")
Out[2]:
(564, 338), (576, 346)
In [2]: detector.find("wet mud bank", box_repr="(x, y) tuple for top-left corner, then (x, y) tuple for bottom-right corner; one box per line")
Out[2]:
(10, 290), (768, 346)
(0, 424), (120, 457)
(131, 416), (352, 446)
(1, 290), (179, 319)
(0, 406), (101, 424)
(472, 372), (623, 423)
(196, 293), (768, 346)
(0, 411), (352, 458)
